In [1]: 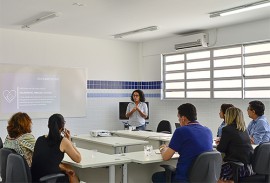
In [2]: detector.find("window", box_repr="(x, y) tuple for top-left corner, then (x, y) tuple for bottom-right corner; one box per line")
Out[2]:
(162, 41), (270, 99)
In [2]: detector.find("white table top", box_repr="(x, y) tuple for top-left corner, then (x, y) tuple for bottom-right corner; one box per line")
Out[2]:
(72, 134), (149, 147)
(63, 148), (131, 168)
(119, 149), (179, 164)
(112, 130), (172, 141)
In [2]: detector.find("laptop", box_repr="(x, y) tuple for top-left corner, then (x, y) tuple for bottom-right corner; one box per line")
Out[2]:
(175, 123), (181, 128)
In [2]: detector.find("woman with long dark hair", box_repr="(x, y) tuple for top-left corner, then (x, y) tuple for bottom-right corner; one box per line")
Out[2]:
(31, 114), (81, 183)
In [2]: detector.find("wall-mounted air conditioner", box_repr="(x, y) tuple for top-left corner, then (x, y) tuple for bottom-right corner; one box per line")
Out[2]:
(174, 33), (208, 50)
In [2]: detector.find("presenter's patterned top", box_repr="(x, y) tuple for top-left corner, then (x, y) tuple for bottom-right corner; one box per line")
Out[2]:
(4, 133), (36, 167)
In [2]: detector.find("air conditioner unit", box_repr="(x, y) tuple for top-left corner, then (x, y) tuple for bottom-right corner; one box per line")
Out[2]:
(174, 33), (208, 50)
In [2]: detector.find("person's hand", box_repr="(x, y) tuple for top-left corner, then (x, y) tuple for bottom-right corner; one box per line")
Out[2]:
(214, 137), (220, 145)
(250, 137), (255, 144)
(63, 128), (71, 140)
(136, 105), (141, 112)
(159, 144), (167, 153)
(59, 163), (75, 176)
(65, 168), (75, 177)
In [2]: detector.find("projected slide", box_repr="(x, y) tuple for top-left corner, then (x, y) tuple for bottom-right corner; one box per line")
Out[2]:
(0, 64), (87, 120)
(1, 74), (60, 113)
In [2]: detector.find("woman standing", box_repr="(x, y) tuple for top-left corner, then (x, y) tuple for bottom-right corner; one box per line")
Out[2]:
(126, 89), (148, 130)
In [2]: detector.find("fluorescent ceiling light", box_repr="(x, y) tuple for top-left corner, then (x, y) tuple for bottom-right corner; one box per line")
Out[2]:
(209, 0), (270, 18)
(22, 12), (59, 29)
(113, 26), (158, 38)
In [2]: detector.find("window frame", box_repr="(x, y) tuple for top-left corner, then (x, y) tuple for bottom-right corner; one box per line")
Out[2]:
(161, 41), (270, 99)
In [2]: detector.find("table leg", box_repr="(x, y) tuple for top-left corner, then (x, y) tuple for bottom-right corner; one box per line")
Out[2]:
(109, 165), (115, 183)
(123, 164), (128, 183)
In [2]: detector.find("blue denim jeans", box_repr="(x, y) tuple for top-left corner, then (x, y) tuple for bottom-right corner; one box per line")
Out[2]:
(136, 124), (146, 130)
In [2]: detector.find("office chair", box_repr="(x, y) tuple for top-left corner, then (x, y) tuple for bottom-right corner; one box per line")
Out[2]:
(0, 148), (15, 183)
(6, 153), (65, 183)
(160, 151), (222, 183)
(229, 142), (270, 183)
(0, 137), (3, 149)
(157, 120), (172, 134)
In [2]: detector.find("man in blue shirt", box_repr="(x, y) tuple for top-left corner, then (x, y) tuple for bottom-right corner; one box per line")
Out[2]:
(152, 103), (213, 183)
(247, 100), (270, 145)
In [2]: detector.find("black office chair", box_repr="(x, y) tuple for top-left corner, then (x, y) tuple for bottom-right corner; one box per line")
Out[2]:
(229, 142), (270, 183)
(5, 153), (65, 183)
(160, 151), (222, 183)
(0, 137), (3, 149)
(0, 148), (15, 183)
(157, 120), (172, 134)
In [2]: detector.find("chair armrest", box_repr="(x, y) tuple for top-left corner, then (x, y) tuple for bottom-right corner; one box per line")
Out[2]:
(228, 161), (244, 168)
(39, 173), (65, 183)
(160, 164), (176, 172)
(226, 161), (244, 183)
(160, 164), (176, 183)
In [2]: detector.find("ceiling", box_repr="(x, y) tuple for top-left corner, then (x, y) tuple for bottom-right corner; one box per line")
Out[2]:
(1, 0), (270, 42)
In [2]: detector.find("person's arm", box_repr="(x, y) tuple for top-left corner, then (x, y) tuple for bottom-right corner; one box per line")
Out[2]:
(252, 120), (269, 145)
(61, 129), (81, 163)
(126, 103), (136, 118)
(159, 144), (175, 161)
(216, 127), (231, 153)
(136, 103), (148, 119)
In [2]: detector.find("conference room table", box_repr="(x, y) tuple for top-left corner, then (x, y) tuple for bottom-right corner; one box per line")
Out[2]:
(71, 134), (149, 154)
(117, 149), (179, 183)
(112, 130), (172, 149)
(71, 134), (150, 183)
(62, 148), (131, 183)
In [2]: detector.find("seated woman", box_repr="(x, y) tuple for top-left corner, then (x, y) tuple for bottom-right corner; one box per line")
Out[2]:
(31, 114), (81, 183)
(217, 104), (234, 138)
(217, 107), (254, 183)
(3, 112), (36, 167)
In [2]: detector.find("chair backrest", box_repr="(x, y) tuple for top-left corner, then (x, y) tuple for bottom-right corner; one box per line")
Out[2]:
(0, 137), (3, 149)
(0, 148), (16, 183)
(189, 151), (222, 183)
(252, 142), (270, 175)
(6, 153), (32, 183)
(157, 120), (172, 134)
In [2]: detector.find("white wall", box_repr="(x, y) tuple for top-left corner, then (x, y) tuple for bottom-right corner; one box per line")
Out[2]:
(0, 18), (270, 141)
(0, 29), (140, 80)
(0, 28), (140, 139)
(141, 18), (270, 135)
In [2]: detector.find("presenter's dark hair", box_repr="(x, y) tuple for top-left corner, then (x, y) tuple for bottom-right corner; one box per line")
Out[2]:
(47, 113), (65, 146)
(177, 103), (197, 121)
(249, 100), (265, 116)
(130, 89), (145, 102)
